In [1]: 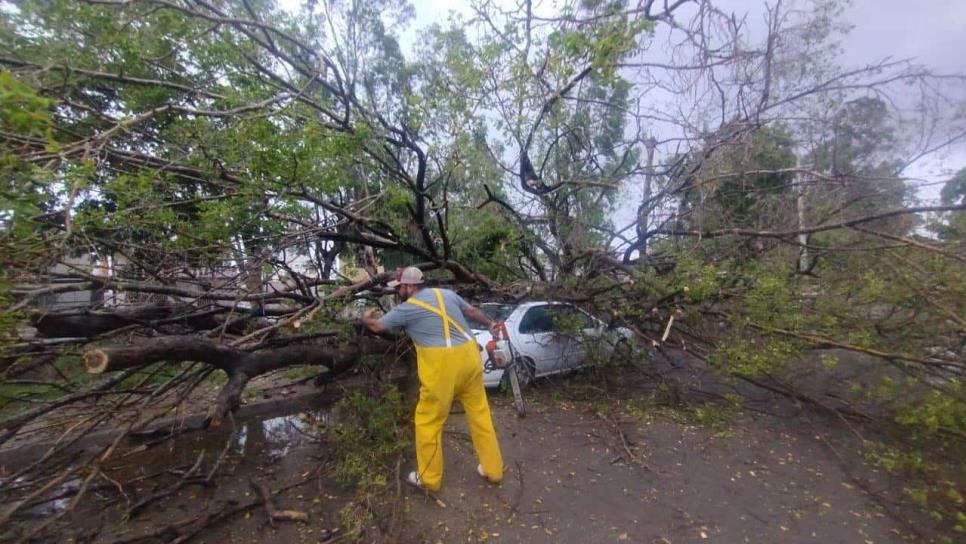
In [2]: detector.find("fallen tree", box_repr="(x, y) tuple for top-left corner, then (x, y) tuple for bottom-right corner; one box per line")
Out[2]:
(81, 333), (394, 424)
(0, 0), (964, 540)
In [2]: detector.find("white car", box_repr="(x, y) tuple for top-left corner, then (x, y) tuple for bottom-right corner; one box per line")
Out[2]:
(471, 302), (635, 388)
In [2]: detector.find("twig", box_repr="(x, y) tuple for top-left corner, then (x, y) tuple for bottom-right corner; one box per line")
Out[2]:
(107, 475), (315, 544)
(250, 478), (308, 527)
(508, 460), (525, 520)
(205, 412), (236, 483)
(125, 451), (205, 519)
(250, 479), (278, 528)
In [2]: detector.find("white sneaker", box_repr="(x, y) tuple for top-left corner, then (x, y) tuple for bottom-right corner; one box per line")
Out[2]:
(406, 471), (424, 488)
(477, 464), (500, 484)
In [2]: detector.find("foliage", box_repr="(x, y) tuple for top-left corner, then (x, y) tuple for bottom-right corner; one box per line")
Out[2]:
(933, 167), (966, 240)
(0, 70), (57, 345)
(0, 0), (963, 538)
(330, 385), (410, 491)
(864, 440), (966, 532)
(681, 126), (798, 231)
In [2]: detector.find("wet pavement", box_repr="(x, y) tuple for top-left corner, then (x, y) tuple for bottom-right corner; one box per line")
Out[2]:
(1, 382), (935, 543)
(401, 395), (914, 544)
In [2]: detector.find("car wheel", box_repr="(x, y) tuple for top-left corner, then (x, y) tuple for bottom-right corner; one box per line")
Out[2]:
(518, 357), (536, 387)
(611, 339), (634, 366)
(502, 357), (536, 390)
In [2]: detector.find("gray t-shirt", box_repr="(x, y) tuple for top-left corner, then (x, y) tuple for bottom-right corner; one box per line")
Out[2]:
(378, 288), (474, 347)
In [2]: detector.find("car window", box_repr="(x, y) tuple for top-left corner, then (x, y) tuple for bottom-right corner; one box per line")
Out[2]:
(480, 303), (515, 322)
(518, 305), (554, 334)
(573, 308), (597, 329)
(549, 305), (596, 330)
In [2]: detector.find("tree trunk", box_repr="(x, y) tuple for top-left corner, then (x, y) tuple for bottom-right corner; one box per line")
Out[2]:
(81, 334), (393, 423)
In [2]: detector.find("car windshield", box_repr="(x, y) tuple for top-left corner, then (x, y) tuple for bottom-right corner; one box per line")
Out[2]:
(476, 303), (515, 328)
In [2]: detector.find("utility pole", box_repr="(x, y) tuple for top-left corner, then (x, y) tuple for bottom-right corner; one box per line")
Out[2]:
(639, 136), (658, 258)
(796, 156), (808, 272)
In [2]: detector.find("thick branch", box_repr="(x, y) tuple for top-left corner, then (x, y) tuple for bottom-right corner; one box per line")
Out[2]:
(80, 334), (393, 423)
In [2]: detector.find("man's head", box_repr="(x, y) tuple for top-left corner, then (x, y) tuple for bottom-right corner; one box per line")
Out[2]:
(387, 266), (424, 301)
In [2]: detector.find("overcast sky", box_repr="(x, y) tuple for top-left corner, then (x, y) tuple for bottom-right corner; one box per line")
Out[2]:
(276, 0), (966, 199)
(840, 0), (966, 73)
(400, 0), (966, 200)
(836, 1), (966, 193)
(408, 0), (966, 75)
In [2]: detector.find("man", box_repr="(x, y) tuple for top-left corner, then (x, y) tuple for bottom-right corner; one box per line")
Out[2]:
(361, 266), (504, 491)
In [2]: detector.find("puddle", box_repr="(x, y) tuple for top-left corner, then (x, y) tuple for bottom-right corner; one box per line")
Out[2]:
(233, 410), (333, 459)
(14, 408), (334, 520)
(0, 383), (406, 544)
(69, 407), (337, 508)
(159, 410), (319, 458)
(17, 476), (82, 517)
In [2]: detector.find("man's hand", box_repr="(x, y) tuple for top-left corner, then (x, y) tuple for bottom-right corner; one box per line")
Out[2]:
(464, 304), (498, 336)
(361, 309), (388, 334)
(488, 321), (502, 338)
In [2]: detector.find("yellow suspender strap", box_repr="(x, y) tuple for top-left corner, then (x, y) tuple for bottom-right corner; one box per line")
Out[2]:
(405, 289), (470, 347)
(433, 289), (452, 347)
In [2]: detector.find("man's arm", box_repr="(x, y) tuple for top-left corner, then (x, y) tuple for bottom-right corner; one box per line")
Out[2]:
(361, 309), (390, 334)
(463, 304), (500, 336)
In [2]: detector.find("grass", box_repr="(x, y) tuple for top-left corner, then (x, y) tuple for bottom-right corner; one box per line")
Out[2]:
(0, 354), (93, 416)
(283, 365), (319, 381)
(330, 384), (410, 491)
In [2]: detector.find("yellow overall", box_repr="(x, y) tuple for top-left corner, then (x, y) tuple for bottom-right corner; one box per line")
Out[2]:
(406, 289), (504, 491)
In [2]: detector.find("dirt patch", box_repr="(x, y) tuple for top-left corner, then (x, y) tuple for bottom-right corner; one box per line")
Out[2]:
(398, 393), (909, 543)
(3, 369), (936, 543)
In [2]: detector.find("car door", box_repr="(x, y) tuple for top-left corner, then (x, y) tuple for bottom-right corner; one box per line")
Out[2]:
(574, 308), (608, 366)
(550, 305), (599, 369)
(514, 304), (564, 376)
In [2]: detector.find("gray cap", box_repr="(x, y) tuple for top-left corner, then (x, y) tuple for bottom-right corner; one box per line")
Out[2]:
(387, 266), (424, 288)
